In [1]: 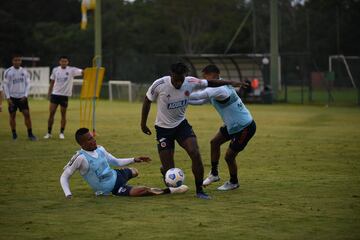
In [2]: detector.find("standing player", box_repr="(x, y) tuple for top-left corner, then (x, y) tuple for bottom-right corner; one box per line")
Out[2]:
(141, 62), (243, 199)
(189, 64), (256, 190)
(44, 56), (83, 139)
(2, 54), (37, 140)
(60, 128), (189, 198)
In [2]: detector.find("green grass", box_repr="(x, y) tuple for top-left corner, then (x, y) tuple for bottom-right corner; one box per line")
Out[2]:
(277, 86), (359, 106)
(0, 100), (359, 240)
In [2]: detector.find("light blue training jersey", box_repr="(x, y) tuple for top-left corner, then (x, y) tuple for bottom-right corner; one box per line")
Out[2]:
(210, 85), (253, 135)
(80, 148), (117, 194)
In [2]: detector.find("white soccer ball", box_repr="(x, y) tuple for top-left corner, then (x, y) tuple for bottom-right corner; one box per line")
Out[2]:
(165, 168), (185, 187)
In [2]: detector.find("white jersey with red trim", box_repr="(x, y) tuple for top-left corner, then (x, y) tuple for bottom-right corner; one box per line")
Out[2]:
(50, 66), (82, 96)
(146, 76), (208, 128)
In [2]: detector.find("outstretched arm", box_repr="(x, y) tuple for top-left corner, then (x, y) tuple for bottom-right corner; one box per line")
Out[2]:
(60, 155), (83, 199)
(141, 96), (152, 135)
(101, 146), (151, 167)
(207, 79), (244, 88)
(188, 90), (210, 105)
(60, 168), (74, 199)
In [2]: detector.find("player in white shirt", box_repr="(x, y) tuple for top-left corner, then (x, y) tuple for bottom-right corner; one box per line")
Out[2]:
(2, 54), (37, 140)
(44, 56), (83, 140)
(60, 128), (189, 198)
(141, 62), (243, 200)
(189, 65), (256, 191)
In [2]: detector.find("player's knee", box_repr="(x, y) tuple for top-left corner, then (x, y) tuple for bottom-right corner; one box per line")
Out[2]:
(130, 168), (139, 177)
(225, 155), (235, 163)
(210, 138), (221, 148)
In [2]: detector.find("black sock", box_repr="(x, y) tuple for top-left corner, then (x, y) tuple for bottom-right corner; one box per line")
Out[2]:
(60, 128), (65, 133)
(12, 129), (16, 134)
(230, 174), (238, 184)
(196, 180), (203, 193)
(160, 166), (168, 185)
(27, 128), (33, 136)
(162, 188), (171, 194)
(211, 162), (219, 176)
(48, 127), (52, 134)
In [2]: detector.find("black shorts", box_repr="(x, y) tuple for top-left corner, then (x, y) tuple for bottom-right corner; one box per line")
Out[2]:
(220, 120), (256, 152)
(50, 94), (68, 108)
(8, 97), (29, 113)
(111, 168), (134, 196)
(155, 119), (196, 152)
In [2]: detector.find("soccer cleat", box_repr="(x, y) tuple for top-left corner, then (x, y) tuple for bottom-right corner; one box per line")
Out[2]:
(28, 135), (37, 141)
(43, 133), (52, 139)
(12, 133), (18, 140)
(169, 185), (189, 194)
(59, 133), (65, 139)
(196, 191), (212, 200)
(203, 172), (220, 186)
(217, 181), (240, 191)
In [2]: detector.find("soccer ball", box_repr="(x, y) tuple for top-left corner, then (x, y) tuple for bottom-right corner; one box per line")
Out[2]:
(165, 168), (185, 187)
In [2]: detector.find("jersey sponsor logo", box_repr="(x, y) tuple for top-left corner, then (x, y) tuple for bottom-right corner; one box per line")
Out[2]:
(12, 78), (24, 84)
(57, 77), (68, 82)
(150, 79), (165, 95)
(167, 99), (187, 109)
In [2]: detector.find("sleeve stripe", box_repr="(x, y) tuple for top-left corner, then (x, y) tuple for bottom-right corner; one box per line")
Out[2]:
(150, 79), (165, 95)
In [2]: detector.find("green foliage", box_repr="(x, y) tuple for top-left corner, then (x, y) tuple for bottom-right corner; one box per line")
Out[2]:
(0, 0), (359, 80)
(0, 100), (359, 239)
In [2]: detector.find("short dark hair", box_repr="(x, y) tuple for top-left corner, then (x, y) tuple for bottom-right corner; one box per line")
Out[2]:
(170, 62), (188, 75)
(202, 64), (220, 74)
(75, 128), (89, 144)
(59, 55), (69, 60)
(11, 53), (22, 60)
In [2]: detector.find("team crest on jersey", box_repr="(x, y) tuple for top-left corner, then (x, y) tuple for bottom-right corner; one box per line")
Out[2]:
(184, 90), (190, 96)
(66, 72), (69, 75)
(167, 99), (187, 109)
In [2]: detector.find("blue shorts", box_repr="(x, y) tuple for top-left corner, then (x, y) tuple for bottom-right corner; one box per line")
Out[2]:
(220, 120), (256, 152)
(155, 119), (196, 152)
(111, 168), (133, 196)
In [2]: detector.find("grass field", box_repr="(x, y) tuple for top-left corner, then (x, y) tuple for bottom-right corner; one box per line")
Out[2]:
(0, 100), (359, 240)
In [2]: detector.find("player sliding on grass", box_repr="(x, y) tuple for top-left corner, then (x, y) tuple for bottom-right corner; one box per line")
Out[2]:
(141, 62), (243, 199)
(189, 64), (256, 190)
(60, 128), (189, 199)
